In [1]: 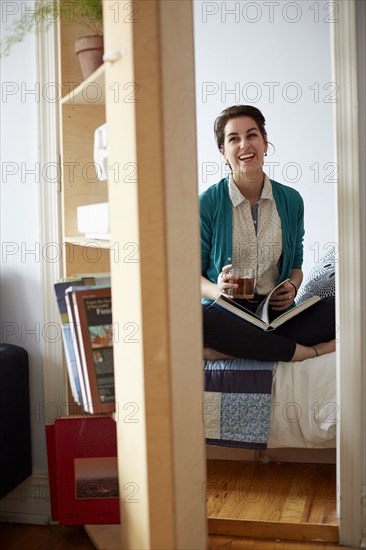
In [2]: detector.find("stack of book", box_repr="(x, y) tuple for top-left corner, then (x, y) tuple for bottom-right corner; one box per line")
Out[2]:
(54, 274), (115, 414)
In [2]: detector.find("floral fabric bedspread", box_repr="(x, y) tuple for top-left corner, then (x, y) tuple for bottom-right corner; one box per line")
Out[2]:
(204, 358), (275, 450)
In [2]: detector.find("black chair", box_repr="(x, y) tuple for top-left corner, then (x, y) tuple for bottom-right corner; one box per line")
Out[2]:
(0, 344), (32, 499)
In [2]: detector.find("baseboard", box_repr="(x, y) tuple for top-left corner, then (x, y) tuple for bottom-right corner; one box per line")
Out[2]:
(208, 518), (339, 543)
(0, 473), (51, 525)
(206, 445), (337, 464)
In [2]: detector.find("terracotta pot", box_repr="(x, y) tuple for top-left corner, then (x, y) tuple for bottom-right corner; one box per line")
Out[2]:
(74, 35), (104, 80)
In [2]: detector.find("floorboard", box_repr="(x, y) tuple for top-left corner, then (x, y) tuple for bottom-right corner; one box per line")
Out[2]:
(206, 460), (339, 542)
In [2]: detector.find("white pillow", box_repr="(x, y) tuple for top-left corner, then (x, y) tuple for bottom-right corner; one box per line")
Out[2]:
(296, 247), (336, 304)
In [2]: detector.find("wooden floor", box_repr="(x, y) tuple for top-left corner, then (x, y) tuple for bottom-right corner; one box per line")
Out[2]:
(0, 523), (355, 550)
(0, 460), (350, 549)
(207, 460), (338, 543)
(0, 523), (96, 550)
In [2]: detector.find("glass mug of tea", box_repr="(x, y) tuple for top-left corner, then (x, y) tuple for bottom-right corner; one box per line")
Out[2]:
(229, 267), (256, 299)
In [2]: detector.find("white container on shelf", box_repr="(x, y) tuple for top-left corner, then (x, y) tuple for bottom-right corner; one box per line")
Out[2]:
(77, 202), (110, 239)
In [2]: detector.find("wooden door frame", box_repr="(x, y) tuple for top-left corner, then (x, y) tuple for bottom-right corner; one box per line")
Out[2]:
(331, 0), (366, 546)
(37, 9), (65, 418)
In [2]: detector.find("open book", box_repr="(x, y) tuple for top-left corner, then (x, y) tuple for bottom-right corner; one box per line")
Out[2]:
(215, 279), (320, 331)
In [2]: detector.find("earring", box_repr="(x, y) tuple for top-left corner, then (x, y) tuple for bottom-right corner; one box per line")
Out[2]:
(265, 153), (267, 157)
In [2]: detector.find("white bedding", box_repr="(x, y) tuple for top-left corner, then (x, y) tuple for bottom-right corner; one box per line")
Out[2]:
(268, 352), (337, 448)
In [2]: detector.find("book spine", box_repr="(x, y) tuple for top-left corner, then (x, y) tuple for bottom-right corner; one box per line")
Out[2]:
(65, 292), (91, 413)
(61, 325), (82, 406)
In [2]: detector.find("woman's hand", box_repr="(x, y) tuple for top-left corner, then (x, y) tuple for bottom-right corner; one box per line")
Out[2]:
(217, 264), (238, 299)
(269, 281), (295, 311)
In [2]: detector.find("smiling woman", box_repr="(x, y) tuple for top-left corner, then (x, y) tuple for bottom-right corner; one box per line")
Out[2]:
(200, 105), (336, 363)
(214, 105), (268, 187)
(201, 105), (301, 301)
(201, 105), (304, 311)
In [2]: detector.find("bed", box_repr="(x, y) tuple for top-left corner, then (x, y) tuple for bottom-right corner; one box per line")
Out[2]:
(204, 351), (337, 463)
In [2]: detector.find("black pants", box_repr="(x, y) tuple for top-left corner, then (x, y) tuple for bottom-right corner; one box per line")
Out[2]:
(202, 297), (336, 362)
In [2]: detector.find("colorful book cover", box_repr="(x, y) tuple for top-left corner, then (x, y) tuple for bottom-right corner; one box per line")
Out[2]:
(53, 274), (111, 406)
(53, 417), (119, 525)
(54, 274), (111, 324)
(69, 286), (114, 415)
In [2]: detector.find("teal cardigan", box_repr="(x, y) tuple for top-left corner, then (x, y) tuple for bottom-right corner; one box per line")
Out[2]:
(200, 177), (304, 302)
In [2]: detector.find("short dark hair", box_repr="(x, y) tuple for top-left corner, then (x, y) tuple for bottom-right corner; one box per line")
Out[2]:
(214, 105), (267, 151)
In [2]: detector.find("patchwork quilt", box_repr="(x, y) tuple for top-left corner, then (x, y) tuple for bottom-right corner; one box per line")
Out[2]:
(204, 358), (275, 449)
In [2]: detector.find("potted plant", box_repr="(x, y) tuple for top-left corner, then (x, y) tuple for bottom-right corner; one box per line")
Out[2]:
(0, 0), (104, 79)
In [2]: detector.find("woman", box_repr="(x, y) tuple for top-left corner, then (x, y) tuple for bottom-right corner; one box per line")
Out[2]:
(200, 105), (335, 362)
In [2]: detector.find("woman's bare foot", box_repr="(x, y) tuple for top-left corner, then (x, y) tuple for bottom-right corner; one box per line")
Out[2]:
(292, 339), (336, 361)
(203, 347), (235, 361)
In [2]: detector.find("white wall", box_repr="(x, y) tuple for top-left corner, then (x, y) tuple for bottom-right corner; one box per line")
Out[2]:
(0, 1), (47, 472)
(193, 0), (336, 277)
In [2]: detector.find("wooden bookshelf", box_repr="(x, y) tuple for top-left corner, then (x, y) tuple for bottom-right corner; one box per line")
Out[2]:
(56, 1), (207, 548)
(61, 63), (106, 105)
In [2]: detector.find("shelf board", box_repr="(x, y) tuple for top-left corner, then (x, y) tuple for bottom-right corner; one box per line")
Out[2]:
(64, 236), (111, 248)
(62, 64), (106, 105)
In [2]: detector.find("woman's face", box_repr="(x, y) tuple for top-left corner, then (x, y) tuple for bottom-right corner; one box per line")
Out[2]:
(221, 116), (268, 181)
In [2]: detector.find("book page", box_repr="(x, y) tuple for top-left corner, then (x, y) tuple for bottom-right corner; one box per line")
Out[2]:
(215, 289), (320, 332)
(255, 278), (290, 323)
